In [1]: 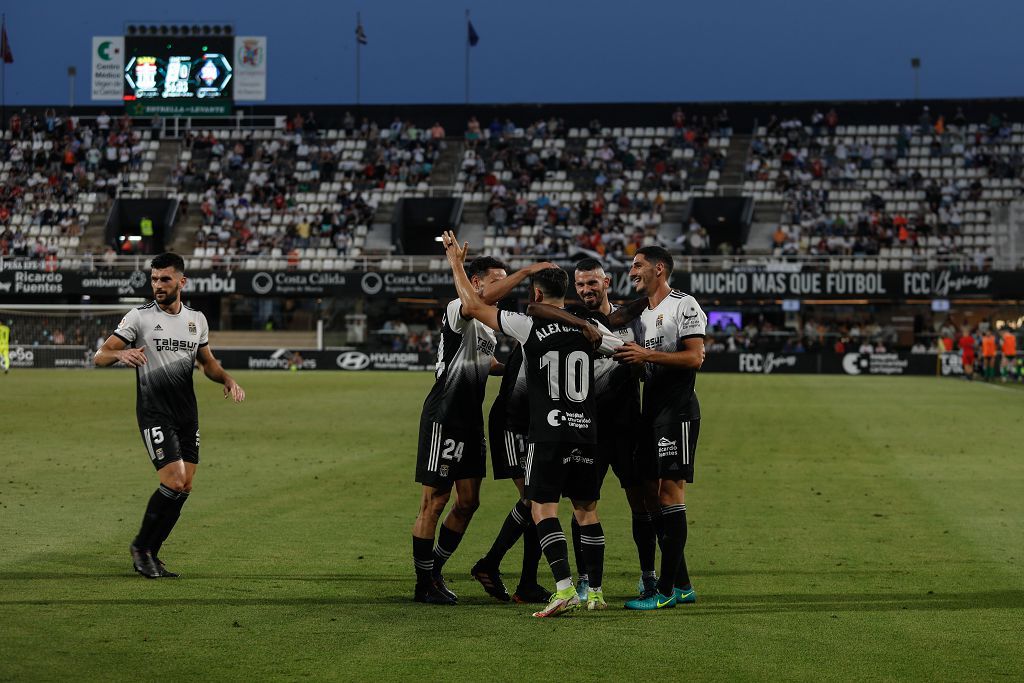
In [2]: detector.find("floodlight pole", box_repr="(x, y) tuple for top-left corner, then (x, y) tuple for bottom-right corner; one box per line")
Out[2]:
(464, 9), (470, 105)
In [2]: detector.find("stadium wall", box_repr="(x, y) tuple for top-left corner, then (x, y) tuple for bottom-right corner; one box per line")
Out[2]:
(2, 268), (1020, 302)
(9, 97), (1024, 131)
(5, 345), (965, 377)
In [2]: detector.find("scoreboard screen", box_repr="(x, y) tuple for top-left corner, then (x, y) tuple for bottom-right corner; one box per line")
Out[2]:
(123, 36), (233, 116)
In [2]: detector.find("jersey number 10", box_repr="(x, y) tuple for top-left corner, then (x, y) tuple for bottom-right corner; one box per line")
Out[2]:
(538, 350), (590, 402)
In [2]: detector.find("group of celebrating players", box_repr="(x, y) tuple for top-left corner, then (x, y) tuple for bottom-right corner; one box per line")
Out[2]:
(411, 231), (707, 617)
(87, 243), (708, 618)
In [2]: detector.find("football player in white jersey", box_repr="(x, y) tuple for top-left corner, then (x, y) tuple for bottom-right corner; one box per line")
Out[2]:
(411, 250), (556, 605)
(95, 253), (245, 579)
(614, 246), (707, 610)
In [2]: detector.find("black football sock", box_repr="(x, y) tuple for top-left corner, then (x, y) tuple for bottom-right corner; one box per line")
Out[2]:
(482, 500), (530, 568)
(657, 504), (687, 597)
(570, 515), (588, 581)
(632, 511), (657, 575)
(674, 504), (691, 589)
(432, 523), (464, 576)
(652, 508), (667, 552)
(150, 491), (189, 558)
(132, 484), (180, 551)
(520, 521), (542, 587)
(579, 522), (605, 591)
(412, 535), (434, 583)
(536, 517), (572, 587)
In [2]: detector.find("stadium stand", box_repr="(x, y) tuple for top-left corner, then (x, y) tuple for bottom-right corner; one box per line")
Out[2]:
(742, 109), (1020, 270)
(0, 111), (156, 265)
(168, 116), (448, 270)
(1, 105), (1022, 273)
(454, 115), (732, 267)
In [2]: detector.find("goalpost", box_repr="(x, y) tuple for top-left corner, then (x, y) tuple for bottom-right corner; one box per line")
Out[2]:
(0, 304), (131, 369)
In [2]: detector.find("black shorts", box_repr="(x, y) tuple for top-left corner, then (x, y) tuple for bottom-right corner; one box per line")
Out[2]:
(140, 423), (200, 471)
(524, 441), (601, 504)
(636, 419), (699, 483)
(596, 423), (640, 489)
(489, 422), (528, 481)
(415, 415), (486, 488)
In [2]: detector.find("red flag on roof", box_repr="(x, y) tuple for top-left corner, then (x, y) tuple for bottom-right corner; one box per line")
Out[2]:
(1, 19), (13, 64)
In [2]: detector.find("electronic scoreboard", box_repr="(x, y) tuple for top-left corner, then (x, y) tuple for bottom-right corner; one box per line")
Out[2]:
(123, 36), (233, 116)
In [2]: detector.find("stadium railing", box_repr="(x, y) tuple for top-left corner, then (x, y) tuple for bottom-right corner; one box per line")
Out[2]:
(0, 252), (995, 274)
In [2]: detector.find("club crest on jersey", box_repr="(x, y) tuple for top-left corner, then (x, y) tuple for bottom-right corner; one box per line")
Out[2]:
(188, 321), (197, 335)
(656, 314), (664, 327)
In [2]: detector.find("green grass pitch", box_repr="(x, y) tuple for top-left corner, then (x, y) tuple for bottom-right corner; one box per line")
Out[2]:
(1, 370), (1022, 680)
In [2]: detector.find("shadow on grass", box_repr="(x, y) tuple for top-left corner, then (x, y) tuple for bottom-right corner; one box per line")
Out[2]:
(2, 579), (1022, 614)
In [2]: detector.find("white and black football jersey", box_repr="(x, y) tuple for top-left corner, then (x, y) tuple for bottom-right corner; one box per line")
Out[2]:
(491, 343), (529, 432)
(421, 299), (497, 431)
(584, 305), (643, 426)
(113, 301), (209, 427)
(638, 290), (707, 424)
(498, 310), (620, 444)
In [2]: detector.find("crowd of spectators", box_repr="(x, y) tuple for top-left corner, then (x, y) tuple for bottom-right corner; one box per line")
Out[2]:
(750, 107), (1019, 262)
(1, 109), (149, 259)
(456, 109), (737, 262)
(178, 113), (448, 258)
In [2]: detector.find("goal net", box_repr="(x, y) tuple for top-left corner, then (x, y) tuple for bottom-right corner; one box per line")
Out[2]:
(0, 305), (130, 369)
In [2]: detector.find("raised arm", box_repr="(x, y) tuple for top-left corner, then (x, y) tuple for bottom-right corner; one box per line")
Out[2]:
(525, 303), (602, 350)
(442, 230), (501, 332)
(606, 297), (648, 329)
(196, 346), (246, 402)
(480, 260), (557, 305)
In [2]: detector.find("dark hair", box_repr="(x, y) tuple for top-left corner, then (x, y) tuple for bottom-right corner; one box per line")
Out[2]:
(531, 267), (568, 299)
(150, 252), (185, 273)
(636, 245), (674, 276)
(467, 256), (509, 280)
(574, 257), (605, 273)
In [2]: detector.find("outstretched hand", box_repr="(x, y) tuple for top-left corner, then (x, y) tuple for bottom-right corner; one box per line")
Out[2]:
(223, 379), (246, 403)
(613, 341), (652, 365)
(441, 230), (469, 266)
(529, 260), (558, 274)
(581, 323), (602, 350)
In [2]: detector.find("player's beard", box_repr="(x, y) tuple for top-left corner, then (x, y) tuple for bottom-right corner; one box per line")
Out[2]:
(580, 289), (603, 310)
(154, 283), (181, 308)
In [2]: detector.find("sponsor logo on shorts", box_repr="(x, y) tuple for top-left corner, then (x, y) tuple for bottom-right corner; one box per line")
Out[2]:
(570, 448), (595, 466)
(657, 436), (678, 459)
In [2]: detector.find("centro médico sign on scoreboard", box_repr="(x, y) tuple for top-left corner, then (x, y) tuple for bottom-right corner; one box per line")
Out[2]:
(92, 37), (125, 100)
